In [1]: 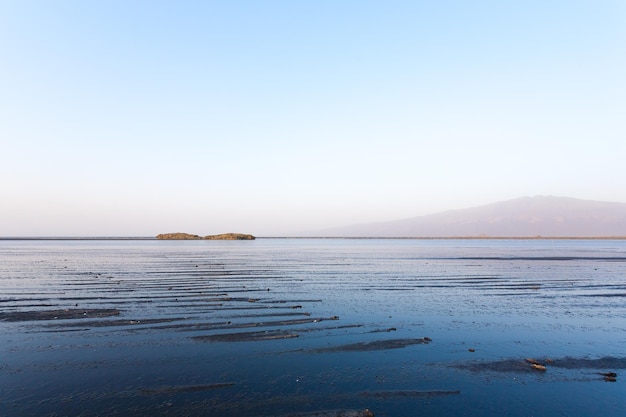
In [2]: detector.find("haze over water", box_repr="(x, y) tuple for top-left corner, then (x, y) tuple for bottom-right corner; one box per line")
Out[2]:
(2, 2), (625, 236)
(1, 239), (625, 416)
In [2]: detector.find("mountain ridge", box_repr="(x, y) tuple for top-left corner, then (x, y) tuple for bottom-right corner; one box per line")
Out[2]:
(304, 196), (626, 238)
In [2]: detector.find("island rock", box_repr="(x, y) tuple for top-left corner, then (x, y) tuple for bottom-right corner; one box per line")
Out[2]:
(203, 233), (255, 240)
(156, 232), (255, 240)
(156, 233), (202, 240)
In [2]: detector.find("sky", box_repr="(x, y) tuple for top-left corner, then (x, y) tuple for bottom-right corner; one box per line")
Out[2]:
(1, 1), (625, 237)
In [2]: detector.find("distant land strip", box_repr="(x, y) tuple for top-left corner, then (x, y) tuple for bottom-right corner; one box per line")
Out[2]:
(2, 236), (626, 241)
(0, 237), (156, 241)
(263, 236), (626, 240)
(156, 232), (255, 240)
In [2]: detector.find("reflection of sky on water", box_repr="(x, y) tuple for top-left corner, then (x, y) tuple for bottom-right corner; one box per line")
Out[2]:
(1, 239), (625, 416)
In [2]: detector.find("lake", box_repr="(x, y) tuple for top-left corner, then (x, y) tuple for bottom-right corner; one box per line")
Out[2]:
(1, 238), (625, 416)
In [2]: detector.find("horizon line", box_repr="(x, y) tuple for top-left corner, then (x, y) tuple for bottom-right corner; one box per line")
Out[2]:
(2, 236), (626, 241)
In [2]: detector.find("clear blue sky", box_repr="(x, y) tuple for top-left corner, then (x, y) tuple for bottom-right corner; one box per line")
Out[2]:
(1, 1), (625, 236)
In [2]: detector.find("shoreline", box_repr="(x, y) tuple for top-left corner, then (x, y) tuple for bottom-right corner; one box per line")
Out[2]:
(2, 236), (626, 241)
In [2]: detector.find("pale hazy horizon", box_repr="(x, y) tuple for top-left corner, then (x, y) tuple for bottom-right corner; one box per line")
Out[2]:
(2, 2), (625, 237)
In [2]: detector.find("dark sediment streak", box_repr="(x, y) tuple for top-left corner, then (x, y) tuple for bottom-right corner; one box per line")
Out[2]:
(280, 410), (375, 417)
(45, 317), (186, 328)
(310, 338), (430, 353)
(549, 356), (626, 369)
(140, 383), (235, 395)
(450, 256), (626, 262)
(192, 330), (300, 342)
(361, 390), (460, 398)
(0, 308), (120, 322)
(454, 356), (626, 373)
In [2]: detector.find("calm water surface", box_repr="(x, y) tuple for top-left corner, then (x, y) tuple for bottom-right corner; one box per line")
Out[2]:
(1, 239), (625, 416)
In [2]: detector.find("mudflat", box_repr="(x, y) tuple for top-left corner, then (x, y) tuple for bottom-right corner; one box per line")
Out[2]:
(1, 239), (625, 416)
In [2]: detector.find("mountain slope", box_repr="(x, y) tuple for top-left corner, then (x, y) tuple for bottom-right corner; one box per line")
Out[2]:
(308, 196), (626, 237)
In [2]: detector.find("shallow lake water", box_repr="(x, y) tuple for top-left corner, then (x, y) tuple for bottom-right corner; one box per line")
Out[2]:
(1, 238), (625, 416)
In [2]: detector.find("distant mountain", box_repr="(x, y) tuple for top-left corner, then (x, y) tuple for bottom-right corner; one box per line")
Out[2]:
(308, 196), (626, 237)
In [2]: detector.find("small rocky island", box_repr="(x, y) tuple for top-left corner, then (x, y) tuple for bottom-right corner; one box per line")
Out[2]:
(203, 233), (255, 240)
(156, 233), (255, 240)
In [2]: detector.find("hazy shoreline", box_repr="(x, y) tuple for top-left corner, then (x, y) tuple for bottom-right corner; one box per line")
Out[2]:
(2, 236), (626, 241)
